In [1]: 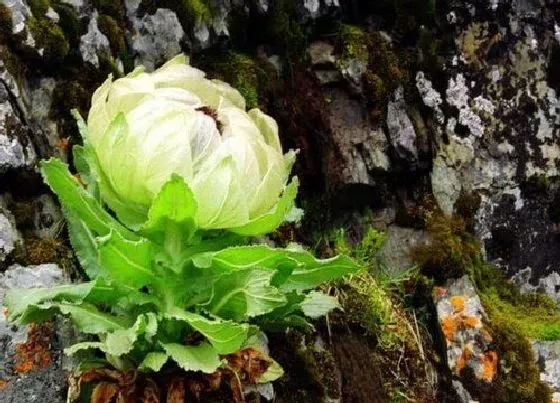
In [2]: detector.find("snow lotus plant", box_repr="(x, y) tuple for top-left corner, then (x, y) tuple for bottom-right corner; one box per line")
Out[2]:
(4, 55), (359, 392)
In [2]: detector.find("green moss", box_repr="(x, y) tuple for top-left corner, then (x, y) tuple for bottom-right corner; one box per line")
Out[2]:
(28, 0), (50, 17)
(266, 0), (307, 63)
(410, 213), (480, 282)
(185, 0), (211, 24)
(194, 51), (276, 110)
(0, 3), (13, 40)
(463, 311), (552, 403)
(26, 15), (69, 63)
(337, 24), (369, 65)
(51, 2), (82, 42)
(90, 0), (125, 25)
(97, 14), (125, 56)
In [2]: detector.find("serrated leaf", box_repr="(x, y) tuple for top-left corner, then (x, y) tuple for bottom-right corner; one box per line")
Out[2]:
(230, 177), (299, 236)
(104, 314), (155, 355)
(65, 341), (105, 356)
(300, 291), (340, 318)
(98, 230), (158, 288)
(142, 174), (197, 244)
(5, 280), (98, 321)
(205, 269), (287, 321)
(191, 245), (297, 271)
(280, 254), (360, 292)
(165, 307), (248, 354)
(138, 352), (168, 372)
(55, 302), (130, 333)
(40, 158), (135, 239)
(71, 108), (88, 141)
(64, 206), (103, 279)
(162, 342), (221, 373)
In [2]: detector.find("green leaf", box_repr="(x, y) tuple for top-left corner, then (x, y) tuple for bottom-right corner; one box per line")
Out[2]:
(300, 291), (340, 318)
(258, 359), (284, 383)
(20, 301), (129, 334)
(5, 280), (99, 321)
(230, 177), (298, 236)
(191, 245), (297, 271)
(104, 314), (155, 355)
(40, 158), (135, 239)
(164, 307), (248, 354)
(280, 254), (360, 292)
(162, 342), (221, 373)
(55, 302), (130, 333)
(71, 108), (88, 141)
(142, 174), (197, 244)
(138, 352), (168, 372)
(98, 230), (158, 288)
(64, 207), (103, 279)
(205, 269), (287, 321)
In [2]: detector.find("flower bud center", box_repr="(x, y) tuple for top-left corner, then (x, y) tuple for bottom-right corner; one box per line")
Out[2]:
(196, 106), (222, 134)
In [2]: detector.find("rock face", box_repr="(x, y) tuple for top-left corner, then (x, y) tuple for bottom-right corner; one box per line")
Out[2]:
(1, 0), (560, 401)
(533, 341), (560, 402)
(0, 264), (69, 403)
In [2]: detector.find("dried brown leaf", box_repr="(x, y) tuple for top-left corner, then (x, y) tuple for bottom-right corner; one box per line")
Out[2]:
(91, 382), (119, 403)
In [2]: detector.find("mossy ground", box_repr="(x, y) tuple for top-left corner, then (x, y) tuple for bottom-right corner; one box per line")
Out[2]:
(410, 208), (558, 400)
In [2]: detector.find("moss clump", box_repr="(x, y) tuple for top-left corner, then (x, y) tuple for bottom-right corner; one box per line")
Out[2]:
(26, 15), (69, 63)
(90, 0), (125, 25)
(335, 25), (407, 122)
(51, 2), (82, 43)
(194, 51), (278, 110)
(24, 237), (69, 266)
(0, 3), (13, 40)
(463, 310), (552, 403)
(96, 14), (125, 56)
(411, 213), (480, 282)
(28, 0), (50, 18)
(473, 263), (560, 341)
(266, 0), (307, 64)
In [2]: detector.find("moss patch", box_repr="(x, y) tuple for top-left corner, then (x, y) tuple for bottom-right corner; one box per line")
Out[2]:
(194, 51), (279, 110)
(28, 0), (50, 18)
(96, 14), (125, 56)
(411, 213), (480, 282)
(26, 15), (69, 63)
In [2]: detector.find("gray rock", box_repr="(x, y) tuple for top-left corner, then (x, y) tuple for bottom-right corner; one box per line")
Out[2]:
(0, 198), (21, 264)
(132, 8), (185, 71)
(309, 41), (336, 65)
(434, 275), (497, 382)
(0, 264), (69, 403)
(323, 89), (390, 190)
(377, 226), (428, 277)
(0, 71), (36, 173)
(386, 87), (417, 160)
(533, 340), (560, 399)
(79, 11), (111, 68)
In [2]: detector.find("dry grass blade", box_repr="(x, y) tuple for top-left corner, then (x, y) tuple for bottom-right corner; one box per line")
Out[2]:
(91, 382), (119, 403)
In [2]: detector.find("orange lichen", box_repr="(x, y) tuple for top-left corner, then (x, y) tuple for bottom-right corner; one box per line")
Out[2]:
(450, 296), (466, 312)
(442, 315), (458, 341)
(0, 379), (7, 389)
(433, 286), (447, 299)
(456, 344), (474, 375)
(482, 350), (498, 381)
(463, 315), (481, 328)
(13, 322), (53, 373)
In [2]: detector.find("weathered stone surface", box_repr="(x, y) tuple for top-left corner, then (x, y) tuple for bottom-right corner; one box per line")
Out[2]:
(0, 197), (20, 264)
(323, 89), (389, 191)
(0, 264), (69, 403)
(377, 226), (427, 277)
(131, 8), (185, 71)
(386, 87), (417, 161)
(79, 11), (111, 69)
(434, 276), (498, 382)
(533, 340), (560, 402)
